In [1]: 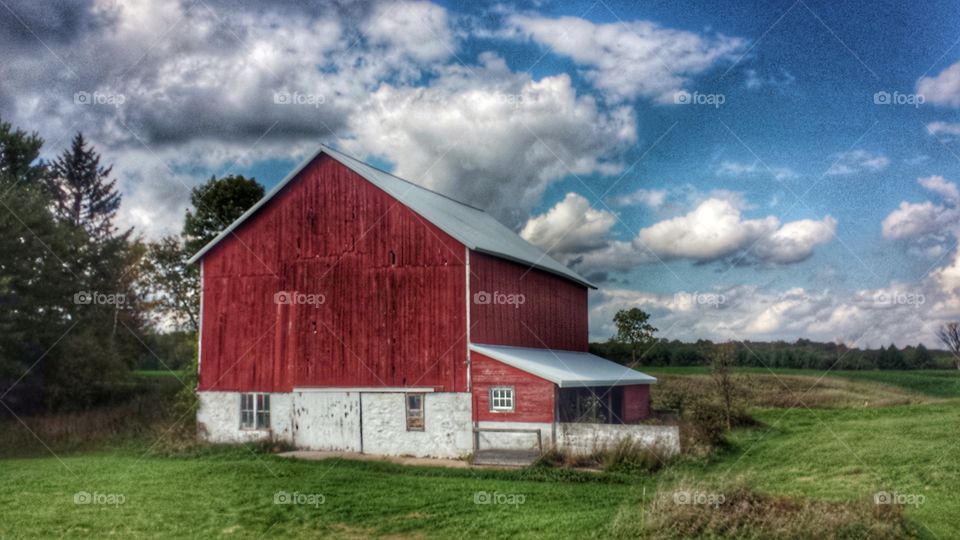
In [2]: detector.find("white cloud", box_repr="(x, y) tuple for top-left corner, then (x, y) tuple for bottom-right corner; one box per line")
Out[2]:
(917, 60), (960, 107)
(753, 217), (838, 264)
(825, 150), (890, 176)
(881, 176), (960, 240)
(345, 53), (636, 227)
(520, 193), (617, 255)
(507, 14), (744, 103)
(919, 175), (960, 203)
(637, 198), (778, 261)
(363, 0), (454, 62)
(716, 160), (797, 181)
(926, 121), (960, 137)
(610, 188), (668, 209)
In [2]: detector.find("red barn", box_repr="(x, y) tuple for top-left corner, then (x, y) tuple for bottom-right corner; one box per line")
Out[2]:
(190, 145), (676, 458)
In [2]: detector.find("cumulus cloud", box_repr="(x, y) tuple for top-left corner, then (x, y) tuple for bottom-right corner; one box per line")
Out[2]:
(345, 53), (636, 227)
(825, 150), (890, 176)
(882, 176), (960, 240)
(926, 121), (960, 137)
(520, 193), (617, 255)
(637, 198), (836, 264)
(0, 0), (641, 235)
(507, 14), (744, 103)
(917, 60), (960, 107)
(521, 193), (837, 279)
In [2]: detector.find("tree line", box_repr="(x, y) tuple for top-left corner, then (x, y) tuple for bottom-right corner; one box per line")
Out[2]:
(0, 118), (263, 413)
(597, 308), (952, 370)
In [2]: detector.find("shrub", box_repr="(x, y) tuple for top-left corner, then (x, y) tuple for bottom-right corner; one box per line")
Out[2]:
(599, 438), (671, 474)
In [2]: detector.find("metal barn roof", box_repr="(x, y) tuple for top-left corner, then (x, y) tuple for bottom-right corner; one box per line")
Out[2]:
(187, 144), (594, 289)
(469, 343), (656, 387)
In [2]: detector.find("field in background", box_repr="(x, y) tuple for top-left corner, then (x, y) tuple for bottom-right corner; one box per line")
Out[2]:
(1, 368), (958, 538)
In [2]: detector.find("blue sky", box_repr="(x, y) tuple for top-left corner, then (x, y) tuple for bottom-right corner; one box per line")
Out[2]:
(3, 0), (960, 346)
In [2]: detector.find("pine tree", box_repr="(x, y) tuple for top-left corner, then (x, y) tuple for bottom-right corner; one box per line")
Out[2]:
(48, 133), (122, 241)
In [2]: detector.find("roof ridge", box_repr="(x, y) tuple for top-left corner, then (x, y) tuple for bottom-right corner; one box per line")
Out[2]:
(319, 144), (486, 213)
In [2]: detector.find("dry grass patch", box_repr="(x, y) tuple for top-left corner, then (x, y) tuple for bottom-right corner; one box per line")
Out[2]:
(640, 481), (915, 539)
(654, 373), (924, 410)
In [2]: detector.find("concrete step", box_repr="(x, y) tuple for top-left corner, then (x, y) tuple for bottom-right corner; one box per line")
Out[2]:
(472, 449), (540, 467)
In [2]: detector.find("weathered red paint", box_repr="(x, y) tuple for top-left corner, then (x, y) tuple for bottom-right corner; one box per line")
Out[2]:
(199, 155), (468, 393)
(469, 252), (588, 351)
(470, 352), (555, 423)
(622, 384), (651, 423)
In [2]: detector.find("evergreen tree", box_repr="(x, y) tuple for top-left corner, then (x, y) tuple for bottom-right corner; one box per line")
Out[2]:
(48, 133), (122, 241)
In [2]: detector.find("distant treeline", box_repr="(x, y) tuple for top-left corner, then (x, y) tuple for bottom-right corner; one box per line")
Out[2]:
(590, 339), (953, 370)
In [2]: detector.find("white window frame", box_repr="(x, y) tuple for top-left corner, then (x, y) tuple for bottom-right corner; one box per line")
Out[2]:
(405, 393), (425, 431)
(240, 393), (270, 430)
(489, 386), (515, 412)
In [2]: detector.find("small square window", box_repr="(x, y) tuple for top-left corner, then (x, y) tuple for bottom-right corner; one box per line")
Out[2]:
(490, 387), (515, 412)
(405, 393), (424, 431)
(240, 393), (270, 430)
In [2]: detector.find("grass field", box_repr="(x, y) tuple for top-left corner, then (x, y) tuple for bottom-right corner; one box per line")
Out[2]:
(2, 368), (958, 538)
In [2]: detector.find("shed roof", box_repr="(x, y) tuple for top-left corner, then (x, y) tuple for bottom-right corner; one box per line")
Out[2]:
(469, 343), (656, 388)
(187, 144), (595, 289)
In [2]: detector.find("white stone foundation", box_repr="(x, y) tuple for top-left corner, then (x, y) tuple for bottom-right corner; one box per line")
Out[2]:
(197, 391), (680, 459)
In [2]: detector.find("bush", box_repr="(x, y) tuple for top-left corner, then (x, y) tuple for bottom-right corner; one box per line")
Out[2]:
(639, 480), (914, 539)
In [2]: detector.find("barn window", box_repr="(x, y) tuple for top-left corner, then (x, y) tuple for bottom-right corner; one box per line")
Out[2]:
(405, 393), (424, 431)
(240, 393), (270, 430)
(489, 387), (515, 412)
(388, 250), (397, 266)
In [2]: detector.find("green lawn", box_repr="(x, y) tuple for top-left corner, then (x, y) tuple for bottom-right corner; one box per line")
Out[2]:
(2, 368), (959, 538)
(0, 449), (648, 538)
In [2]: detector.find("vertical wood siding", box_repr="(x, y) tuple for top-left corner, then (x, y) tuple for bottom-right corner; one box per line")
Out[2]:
(199, 155), (467, 393)
(470, 352), (555, 423)
(622, 384), (651, 422)
(469, 252), (588, 351)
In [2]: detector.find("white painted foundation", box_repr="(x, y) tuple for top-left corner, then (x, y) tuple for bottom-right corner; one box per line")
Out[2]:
(197, 390), (680, 459)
